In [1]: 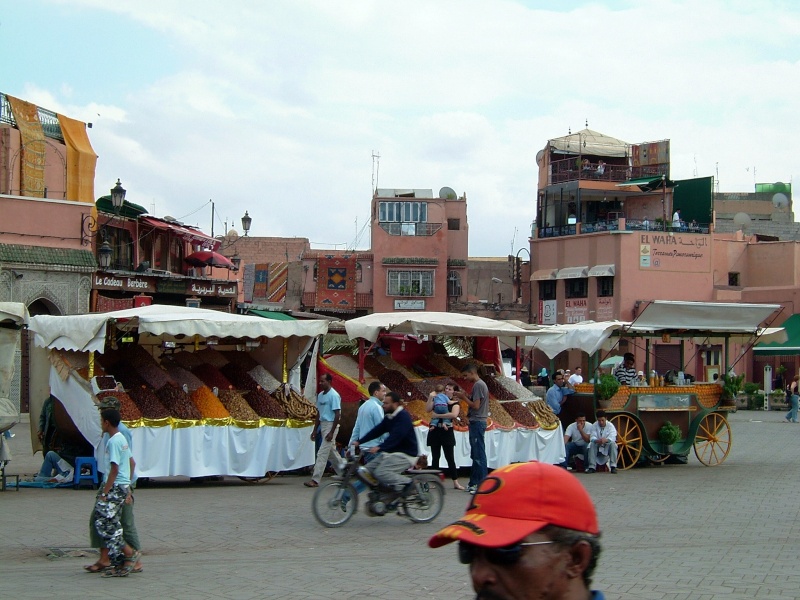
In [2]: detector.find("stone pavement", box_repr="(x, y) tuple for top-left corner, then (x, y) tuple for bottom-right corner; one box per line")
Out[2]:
(2, 410), (800, 599)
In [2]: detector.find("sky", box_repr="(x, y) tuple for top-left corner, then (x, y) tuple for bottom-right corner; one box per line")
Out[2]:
(2, 0), (798, 256)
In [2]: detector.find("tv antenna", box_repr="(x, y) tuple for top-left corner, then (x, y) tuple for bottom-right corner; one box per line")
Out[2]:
(510, 227), (518, 254)
(372, 150), (381, 194)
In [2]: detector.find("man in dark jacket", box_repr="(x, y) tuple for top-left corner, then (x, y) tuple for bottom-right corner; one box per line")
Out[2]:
(354, 390), (419, 493)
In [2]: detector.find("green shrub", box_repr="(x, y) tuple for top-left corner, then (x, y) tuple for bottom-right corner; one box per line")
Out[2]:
(743, 382), (760, 395)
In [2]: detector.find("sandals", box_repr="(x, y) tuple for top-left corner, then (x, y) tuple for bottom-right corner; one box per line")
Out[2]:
(101, 550), (141, 578)
(303, 480), (319, 488)
(84, 562), (111, 573)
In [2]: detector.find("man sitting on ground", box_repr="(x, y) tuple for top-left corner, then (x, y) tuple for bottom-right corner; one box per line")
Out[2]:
(586, 410), (618, 474)
(560, 413), (591, 471)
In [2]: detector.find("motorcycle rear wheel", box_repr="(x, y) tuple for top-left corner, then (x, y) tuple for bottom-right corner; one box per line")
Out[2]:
(312, 481), (358, 528)
(403, 479), (445, 523)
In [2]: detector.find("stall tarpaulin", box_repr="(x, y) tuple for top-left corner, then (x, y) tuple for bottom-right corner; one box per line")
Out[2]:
(0, 303), (29, 436)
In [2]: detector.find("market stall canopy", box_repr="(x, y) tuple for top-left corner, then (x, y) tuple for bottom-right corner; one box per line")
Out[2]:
(184, 250), (234, 269)
(548, 128), (629, 157)
(344, 312), (531, 344)
(522, 321), (628, 359)
(0, 302), (29, 327)
(753, 314), (800, 355)
(628, 301), (782, 335)
(29, 304), (329, 353)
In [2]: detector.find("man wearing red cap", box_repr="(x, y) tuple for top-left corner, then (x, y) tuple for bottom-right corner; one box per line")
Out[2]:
(429, 461), (604, 599)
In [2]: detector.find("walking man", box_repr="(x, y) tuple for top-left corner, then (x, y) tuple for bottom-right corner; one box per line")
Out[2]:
(457, 364), (489, 494)
(305, 373), (345, 487)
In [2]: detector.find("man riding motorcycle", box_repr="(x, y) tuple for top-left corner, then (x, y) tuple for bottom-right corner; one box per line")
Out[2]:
(353, 390), (419, 496)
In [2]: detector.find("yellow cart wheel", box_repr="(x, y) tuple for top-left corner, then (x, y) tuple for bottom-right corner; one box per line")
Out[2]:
(693, 413), (732, 466)
(609, 414), (642, 470)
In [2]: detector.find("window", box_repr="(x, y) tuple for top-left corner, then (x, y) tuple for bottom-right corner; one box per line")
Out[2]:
(597, 276), (614, 297)
(447, 271), (462, 297)
(378, 201), (428, 223)
(565, 278), (588, 299)
(539, 280), (556, 301)
(387, 270), (434, 297)
(728, 272), (740, 286)
(355, 262), (363, 282)
(447, 218), (460, 231)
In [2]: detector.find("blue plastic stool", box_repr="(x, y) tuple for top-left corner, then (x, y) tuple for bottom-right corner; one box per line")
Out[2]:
(73, 457), (99, 489)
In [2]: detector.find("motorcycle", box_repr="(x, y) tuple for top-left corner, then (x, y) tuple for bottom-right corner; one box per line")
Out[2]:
(312, 447), (446, 528)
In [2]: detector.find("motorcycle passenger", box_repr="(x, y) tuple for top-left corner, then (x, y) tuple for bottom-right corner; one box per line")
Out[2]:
(353, 390), (419, 496)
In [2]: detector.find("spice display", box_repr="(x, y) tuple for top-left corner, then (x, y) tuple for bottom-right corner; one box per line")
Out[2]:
(248, 365), (282, 392)
(501, 400), (539, 428)
(412, 378), (456, 398)
(484, 376), (515, 400)
(195, 347), (229, 368)
(135, 361), (175, 390)
(110, 364), (147, 391)
(172, 351), (205, 370)
(496, 376), (535, 399)
(426, 354), (462, 377)
(156, 385), (202, 420)
(379, 370), (426, 401)
(363, 356), (388, 378)
(161, 362), (205, 391)
(220, 363), (260, 391)
(220, 351), (260, 371)
(404, 399), (430, 422)
(245, 387), (287, 419)
(452, 378), (475, 396)
(94, 375), (117, 391)
(97, 390), (142, 421)
(376, 355), (419, 381)
(488, 398), (515, 429)
(273, 387), (318, 420)
(194, 364), (234, 391)
(324, 354), (369, 382)
(128, 385), (171, 419)
(190, 386), (231, 419)
(445, 355), (473, 371)
(522, 399), (560, 429)
(219, 390), (260, 421)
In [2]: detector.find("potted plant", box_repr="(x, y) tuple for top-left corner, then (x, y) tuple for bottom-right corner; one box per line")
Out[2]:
(595, 374), (620, 409)
(657, 420), (682, 453)
(721, 374), (745, 407)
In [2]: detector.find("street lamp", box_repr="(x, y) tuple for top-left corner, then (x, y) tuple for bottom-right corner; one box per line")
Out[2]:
(241, 211), (252, 236)
(98, 240), (113, 269)
(231, 251), (241, 271)
(110, 179), (126, 213)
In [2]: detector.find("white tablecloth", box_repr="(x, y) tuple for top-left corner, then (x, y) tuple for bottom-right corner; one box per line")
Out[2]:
(415, 423), (565, 469)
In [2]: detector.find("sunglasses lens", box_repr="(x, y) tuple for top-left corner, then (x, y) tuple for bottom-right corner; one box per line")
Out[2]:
(458, 542), (522, 566)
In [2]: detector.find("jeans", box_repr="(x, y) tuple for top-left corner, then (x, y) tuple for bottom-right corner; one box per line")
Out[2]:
(36, 451), (72, 481)
(468, 420), (487, 487)
(560, 441), (588, 468)
(311, 421), (344, 483)
(786, 395), (799, 423)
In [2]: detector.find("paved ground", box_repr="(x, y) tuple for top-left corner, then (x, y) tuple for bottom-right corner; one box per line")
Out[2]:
(2, 409), (800, 599)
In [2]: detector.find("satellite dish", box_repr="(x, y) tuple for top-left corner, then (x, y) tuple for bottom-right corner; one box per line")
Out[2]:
(733, 212), (752, 229)
(536, 149), (545, 166)
(439, 186), (457, 200)
(226, 229), (239, 240)
(163, 215), (177, 222)
(772, 192), (789, 210)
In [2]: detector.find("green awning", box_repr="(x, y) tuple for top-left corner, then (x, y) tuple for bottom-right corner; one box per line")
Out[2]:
(616, 176), (677, 192)
(0, 243), (97, 270)
(249, 309), (296, 321)
(96, 195), (149, 218)
(754, 314), (800, 355)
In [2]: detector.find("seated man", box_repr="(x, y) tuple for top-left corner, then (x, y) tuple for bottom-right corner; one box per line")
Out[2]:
(354, 390), (419, 495)
(586, 410), (618, 474)
(559, 413), (590, 471)
(35, 450), (74, 483)
(613, 353), (637, 386)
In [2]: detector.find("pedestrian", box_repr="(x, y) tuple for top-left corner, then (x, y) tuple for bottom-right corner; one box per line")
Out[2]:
(429, 461), (605, 599)
(426, 383), (465, 490)
(455, 364), (489, 494)
(305, 373), (345, 487)
(92, 407), (140, 577)
(785, 375), (799, 423)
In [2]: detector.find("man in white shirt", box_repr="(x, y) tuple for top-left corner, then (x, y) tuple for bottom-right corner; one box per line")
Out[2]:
(586, 410), (618, 474)
(568, 367), (583, 386)
(559, 413), (590, 471)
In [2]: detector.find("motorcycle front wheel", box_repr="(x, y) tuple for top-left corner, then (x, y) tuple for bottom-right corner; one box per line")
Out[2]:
(403, 478), (445, 523)
(312, 481), (358, 528)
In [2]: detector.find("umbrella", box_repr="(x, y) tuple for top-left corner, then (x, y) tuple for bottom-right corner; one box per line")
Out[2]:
(599, 355), (624, 368)
(184, 251), (235, 269)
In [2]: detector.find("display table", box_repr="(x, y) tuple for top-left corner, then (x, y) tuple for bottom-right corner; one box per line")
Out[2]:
(414, 423), (565, 468)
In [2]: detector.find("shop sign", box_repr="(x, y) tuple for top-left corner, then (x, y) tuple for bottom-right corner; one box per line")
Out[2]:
(596, 297), (614, 321)
(188, 282), (218, 296)
(565, 299), (588, 324)
(539, 299), (556, 325)
(93, 274), (156, 293)
(217, 284), (238, 297)
(637, 394), (691, 409)
(156, 280), (186, 295)
(395, 299), (425, 310)
(639, 233), (710, 272)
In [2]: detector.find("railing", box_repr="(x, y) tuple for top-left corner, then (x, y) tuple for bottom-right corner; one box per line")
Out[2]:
(538, 219), (710, 238)
(379, 222), (443, 236)
(0, 92), (65, 142)
(625, 219), (710, 234)
(549, 157), (668, 184)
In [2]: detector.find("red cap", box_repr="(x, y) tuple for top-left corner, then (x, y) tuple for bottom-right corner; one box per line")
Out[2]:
(428, 461), (598, 549)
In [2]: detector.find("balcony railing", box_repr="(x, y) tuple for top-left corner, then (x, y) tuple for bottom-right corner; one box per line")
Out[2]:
(549, 157), (668, 185)
(537, 219), (710, 238)
(379, 222), (442, 236)
(0, 92), (64, 142)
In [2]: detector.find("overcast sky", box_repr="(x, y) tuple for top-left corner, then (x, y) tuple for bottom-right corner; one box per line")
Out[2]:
(3, 0), (798, 255)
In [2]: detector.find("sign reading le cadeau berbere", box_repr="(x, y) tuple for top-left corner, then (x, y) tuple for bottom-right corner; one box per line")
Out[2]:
(93, 274), (156, 293)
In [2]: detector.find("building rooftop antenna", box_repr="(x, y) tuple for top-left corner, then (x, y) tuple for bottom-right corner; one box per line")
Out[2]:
(372, 150), (381, 195)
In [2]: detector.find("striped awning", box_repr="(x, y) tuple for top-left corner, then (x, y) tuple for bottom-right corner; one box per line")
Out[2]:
(588, 264), (615, 277)
(556, 266), (588, 279)
(530, 268), (558, 281)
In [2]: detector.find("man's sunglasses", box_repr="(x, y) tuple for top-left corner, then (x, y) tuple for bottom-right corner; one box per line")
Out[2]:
(458, 540), (556, 566)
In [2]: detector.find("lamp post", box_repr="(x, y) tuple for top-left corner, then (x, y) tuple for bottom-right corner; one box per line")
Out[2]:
(98, 241), (113, 269)
(241, 211), (252, 236)
(110, 179), (126, 213)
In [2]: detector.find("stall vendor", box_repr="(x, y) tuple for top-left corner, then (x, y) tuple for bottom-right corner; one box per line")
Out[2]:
(613, 353), (637, 386)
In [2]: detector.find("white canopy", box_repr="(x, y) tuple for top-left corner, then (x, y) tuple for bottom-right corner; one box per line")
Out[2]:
(0, 302), (29, 327)
(29, 304), (329, 353)
(629, 301), (782, 334)
(523, 321), (628, 359)
(548, 128), (630, 158)
(344, 311), (531, 343)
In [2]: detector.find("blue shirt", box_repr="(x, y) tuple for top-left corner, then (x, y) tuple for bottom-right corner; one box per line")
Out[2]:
(545, 384), (574, 415)
(104, 431), (132, 486)
(349, 397), (386, 448)
(317, 388), (342, 422)
(102, 422), (135, 483)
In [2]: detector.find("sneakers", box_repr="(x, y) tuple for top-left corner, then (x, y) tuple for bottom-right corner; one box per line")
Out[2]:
(610, 467), (618, 474)
(467, 485), (478, 494)
(585, 468), (596, 474)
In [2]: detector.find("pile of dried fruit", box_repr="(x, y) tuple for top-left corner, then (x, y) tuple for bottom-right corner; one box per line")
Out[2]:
(161, 362), (205, 391)
(219, 390), (260, 421)
(379, 370), (426, 401)
(194, 364), (234, 391)
(426, 354), (462, 377)
(135, 361), (175, 390)
(376, 356), (418, 381)
(221, 350), (259, 370)
(248, 365), (281, 393)
(245, 387), (287, 419)
(190, 386), (231, 419)
(523, 399), (559, 430)
(484, 376), (515, 400)
(128, 385), (171, 419)
(404, 399), (430, 422)
(500, 401), (538, 428)
(363, 356), (388, 378)
(94, 375), (117, 391)
(219, 363), (259, 391)
(97, 390), (142, 421)
(172, 351), (205, 370)
(274, 387), (318, 420)
(488, 398), (515, 428)
(194, 347), (229, 368)
(156, 385), (202, 420)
